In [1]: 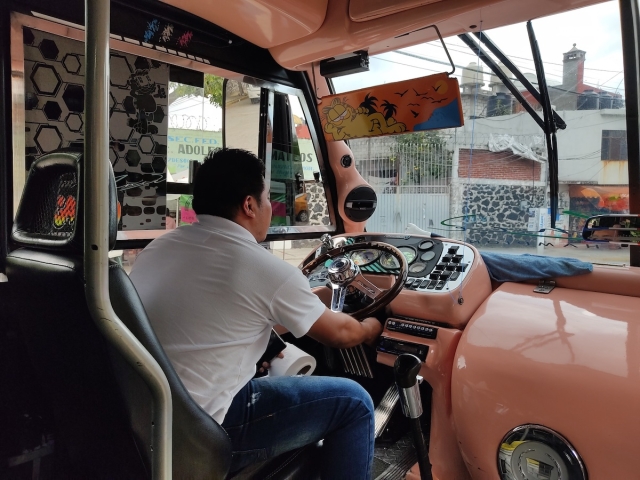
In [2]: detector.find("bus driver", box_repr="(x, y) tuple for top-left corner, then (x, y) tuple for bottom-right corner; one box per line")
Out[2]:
(130, 148), (383, 479)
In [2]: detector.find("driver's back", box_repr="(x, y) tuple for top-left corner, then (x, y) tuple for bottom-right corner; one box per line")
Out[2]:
(129, 214), (325, 423)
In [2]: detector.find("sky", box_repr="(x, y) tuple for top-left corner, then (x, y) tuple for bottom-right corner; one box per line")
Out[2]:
(333, 0), (625, 96)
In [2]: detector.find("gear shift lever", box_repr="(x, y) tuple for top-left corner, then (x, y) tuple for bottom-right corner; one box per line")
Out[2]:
(394, 354), (430, 479)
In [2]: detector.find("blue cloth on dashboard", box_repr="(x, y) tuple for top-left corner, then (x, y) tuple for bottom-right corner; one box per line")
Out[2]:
(480, 252), (593, 282)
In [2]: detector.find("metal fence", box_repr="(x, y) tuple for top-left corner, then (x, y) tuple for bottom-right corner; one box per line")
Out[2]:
(349, 136), (453, 233)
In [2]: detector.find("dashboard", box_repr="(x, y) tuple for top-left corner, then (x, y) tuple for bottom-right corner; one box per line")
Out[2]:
(306, 234), (475, 294)
(304, 233), (492, 329)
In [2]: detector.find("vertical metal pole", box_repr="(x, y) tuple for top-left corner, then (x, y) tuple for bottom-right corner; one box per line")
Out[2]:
(0, 2), (11, 271)
(619, 0), (640, 266)
(84, 1), (172, 478)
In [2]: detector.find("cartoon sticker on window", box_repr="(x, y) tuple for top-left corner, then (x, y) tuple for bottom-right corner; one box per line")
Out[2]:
(319, 73), (463, 142)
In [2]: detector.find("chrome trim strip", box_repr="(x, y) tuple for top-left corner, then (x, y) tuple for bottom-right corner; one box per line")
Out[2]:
(374, 385), (400, 437)
(9, 13), (26, 217)
(358, 343), (374, 378)
(83, 2), (172, 478)
(398, 383), (423, 419)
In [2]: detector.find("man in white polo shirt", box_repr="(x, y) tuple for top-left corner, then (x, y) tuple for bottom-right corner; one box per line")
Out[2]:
(130, 148), (382, 479)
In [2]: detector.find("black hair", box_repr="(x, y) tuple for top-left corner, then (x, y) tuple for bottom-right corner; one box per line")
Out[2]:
(192, 148), (265, 219)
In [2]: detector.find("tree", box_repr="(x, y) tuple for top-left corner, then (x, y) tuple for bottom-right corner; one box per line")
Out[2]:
(392, 131), (453, 183)
(168, 74), (224, 107)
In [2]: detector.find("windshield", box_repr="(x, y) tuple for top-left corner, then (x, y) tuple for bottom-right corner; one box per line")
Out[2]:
(333, 0), (629, 265)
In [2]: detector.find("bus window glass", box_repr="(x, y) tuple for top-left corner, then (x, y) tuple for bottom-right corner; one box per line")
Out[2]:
(224, 79), (261, 155)
(270, 93), (327, 229)
(166, 74), (227, 229)
(17, 29), (171, 231)
(333, 1), (629, 265)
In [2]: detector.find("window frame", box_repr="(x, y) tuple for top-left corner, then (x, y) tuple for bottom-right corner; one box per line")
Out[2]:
(601, 129), (629, 161)
(9, 11), (338, 250)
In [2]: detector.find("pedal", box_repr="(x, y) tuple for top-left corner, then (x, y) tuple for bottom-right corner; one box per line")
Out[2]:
(374, 385), (400, 438)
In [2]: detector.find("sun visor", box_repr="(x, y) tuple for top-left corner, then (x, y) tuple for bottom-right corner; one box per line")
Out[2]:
(319, 72), (463, 142)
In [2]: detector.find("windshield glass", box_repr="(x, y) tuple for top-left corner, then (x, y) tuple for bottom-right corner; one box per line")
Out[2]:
(333, 0), (629, 264)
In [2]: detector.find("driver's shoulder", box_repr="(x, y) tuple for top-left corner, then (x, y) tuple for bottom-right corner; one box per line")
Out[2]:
(249, 244), (303, 281)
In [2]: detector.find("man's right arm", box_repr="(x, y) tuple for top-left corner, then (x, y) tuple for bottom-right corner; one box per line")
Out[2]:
(306, 308), (383, 349)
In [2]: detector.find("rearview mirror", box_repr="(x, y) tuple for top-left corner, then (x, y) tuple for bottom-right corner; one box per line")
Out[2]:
(582, 214), (640, 245)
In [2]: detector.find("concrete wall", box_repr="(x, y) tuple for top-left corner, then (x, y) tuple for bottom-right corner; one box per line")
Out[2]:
(449, 146), (547, 246)
(459, 183), (547, 246)
(306, 182), (330, 226)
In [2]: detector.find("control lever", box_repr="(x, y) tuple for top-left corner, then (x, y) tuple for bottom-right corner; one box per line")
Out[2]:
(316, 234), (335, 257)
(394, 354), (430, 479)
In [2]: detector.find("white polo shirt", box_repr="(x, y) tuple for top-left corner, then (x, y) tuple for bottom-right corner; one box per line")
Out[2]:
(129, 215), (326, 423)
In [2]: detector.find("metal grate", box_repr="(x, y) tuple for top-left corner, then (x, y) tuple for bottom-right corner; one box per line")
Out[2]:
(373, 434), (422, 480)
(24, 171), (78, 238)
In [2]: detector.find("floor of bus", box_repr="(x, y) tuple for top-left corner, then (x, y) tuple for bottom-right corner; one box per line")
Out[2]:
(373, 433), (422, 480)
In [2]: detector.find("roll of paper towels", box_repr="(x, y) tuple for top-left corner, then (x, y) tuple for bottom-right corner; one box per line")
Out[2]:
(268, 343), (316, 377)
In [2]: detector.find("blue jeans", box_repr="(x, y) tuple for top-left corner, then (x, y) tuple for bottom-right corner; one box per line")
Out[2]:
(221, 375), (375, 479)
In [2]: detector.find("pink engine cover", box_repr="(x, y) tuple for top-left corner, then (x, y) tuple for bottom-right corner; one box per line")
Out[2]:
(452, 282), (640, 479)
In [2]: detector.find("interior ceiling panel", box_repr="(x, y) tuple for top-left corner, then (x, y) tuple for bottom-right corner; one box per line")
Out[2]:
(163, 0), (610, 70)
(270, 0), (609, 70)
(350, 0), (446, 23)
(363, 0), (609, 59)
(159, 0), (329, 49)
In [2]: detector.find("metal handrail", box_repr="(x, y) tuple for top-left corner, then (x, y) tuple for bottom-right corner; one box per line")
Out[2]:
(83, 0), (172, 478)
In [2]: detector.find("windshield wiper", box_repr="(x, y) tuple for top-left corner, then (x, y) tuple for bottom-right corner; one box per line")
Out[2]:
(458, 33), (546, 130)
(459, 27), (563, 228)
(471, 32), (566, 131)
(527, 20), (560, 229)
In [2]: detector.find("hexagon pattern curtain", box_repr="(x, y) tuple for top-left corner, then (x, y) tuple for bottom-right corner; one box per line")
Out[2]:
(23, 27), (169, 230)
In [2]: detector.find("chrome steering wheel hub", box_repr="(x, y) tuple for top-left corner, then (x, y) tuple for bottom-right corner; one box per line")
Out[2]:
(327, 257), (359, 285)
(302, 241), (408, 319)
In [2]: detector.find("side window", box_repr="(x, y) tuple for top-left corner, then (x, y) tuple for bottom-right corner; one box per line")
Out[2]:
(223, 81), (334, 236)
(270, 93), (330, 230)
(224, 80), (261, 155)
(166, 71), (226, 228)
(13, 15), (332, 268)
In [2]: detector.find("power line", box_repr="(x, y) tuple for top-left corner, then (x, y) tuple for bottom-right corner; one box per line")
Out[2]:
(418, 40), (623, 73)
(376, 53), (624, 97)
(397, 39), (625, 88)
(391, 50), (625, 93)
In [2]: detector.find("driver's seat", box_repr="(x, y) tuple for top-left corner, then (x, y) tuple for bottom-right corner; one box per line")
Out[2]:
(6, 150), (320, 479)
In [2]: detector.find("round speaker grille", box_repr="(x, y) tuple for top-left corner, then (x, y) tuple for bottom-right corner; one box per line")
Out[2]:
(498, 425), (586, 480)
(344, 185), (377, 222)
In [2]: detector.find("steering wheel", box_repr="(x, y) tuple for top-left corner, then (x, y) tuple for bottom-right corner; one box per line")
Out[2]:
(301, 242), (408, 320)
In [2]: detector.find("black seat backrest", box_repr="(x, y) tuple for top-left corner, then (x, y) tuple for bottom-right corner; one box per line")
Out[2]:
(6, 150), (231, 479)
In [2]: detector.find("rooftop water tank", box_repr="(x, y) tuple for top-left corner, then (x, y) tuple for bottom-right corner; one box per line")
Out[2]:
(578, 90), (599, 110)
(461, 62), (484, 87)
(599, 92), (613, 109)
(489, 63), (511, 92)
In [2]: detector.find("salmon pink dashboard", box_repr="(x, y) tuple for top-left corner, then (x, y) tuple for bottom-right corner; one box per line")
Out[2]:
(302, 234), (492, 328)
